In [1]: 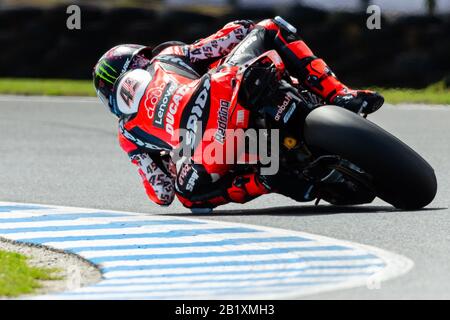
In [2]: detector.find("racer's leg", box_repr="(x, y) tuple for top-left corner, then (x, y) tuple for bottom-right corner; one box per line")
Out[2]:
(226, 17), (383, 114)
(175, 163), (270, 209)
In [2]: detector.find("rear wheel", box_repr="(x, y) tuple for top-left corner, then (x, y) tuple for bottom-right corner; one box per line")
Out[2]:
(303, 106), (437, 209)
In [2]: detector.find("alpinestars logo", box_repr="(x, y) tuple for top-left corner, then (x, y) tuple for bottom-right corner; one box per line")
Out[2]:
(215, 100), (229, 144)
(186, 170), (199, 192)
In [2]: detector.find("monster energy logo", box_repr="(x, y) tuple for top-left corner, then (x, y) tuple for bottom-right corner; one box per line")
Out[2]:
(96, 61), (118, 84)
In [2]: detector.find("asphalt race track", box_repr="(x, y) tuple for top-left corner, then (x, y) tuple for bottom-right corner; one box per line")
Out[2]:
(0, 95), (448, 299)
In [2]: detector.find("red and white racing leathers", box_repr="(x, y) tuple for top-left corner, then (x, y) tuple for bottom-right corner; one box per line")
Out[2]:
(117, 20), (256, 206)
(116, 17), (365, 208)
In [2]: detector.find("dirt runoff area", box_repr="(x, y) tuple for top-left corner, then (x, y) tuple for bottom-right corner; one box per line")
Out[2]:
(0, 237), (102, 299)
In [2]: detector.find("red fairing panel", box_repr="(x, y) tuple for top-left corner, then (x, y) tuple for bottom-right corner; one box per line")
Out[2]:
(191, 65), (251, 177)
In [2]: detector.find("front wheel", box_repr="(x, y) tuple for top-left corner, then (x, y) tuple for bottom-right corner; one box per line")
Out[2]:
(303, 106), (437, 210)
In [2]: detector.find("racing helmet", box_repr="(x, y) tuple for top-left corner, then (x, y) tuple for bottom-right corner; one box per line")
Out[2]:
(93, 44), (153, 117)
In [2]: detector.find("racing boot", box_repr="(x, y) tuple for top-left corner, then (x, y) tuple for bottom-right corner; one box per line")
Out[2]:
(261, 16), (384, 114)
(301, 59), (384, 114)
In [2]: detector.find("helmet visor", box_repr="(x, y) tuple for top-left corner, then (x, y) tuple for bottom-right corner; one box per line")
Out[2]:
(129, 49), (152, 71)
(96, 88), (110, 108)
(95, 81), (118, 116)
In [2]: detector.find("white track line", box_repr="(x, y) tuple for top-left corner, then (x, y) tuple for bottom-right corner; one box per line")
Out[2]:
(5, 223), (244, 240)
(77, 242), (348, 258)
(101, 260), (385, 278)
(0, 202), (413, 299)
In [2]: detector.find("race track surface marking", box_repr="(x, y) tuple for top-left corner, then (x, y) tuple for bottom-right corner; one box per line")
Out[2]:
(0, 202), (413, 299)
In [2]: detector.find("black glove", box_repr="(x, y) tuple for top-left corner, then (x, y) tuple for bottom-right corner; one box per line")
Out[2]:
(332, 90), (384, 115)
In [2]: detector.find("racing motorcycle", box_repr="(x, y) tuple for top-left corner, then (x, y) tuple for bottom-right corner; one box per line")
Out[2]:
(213, 50), (437, 210)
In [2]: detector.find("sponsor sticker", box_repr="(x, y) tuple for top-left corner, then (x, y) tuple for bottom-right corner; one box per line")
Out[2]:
(121, 58), (131, 73)
(274, 93), (292, 122)
(153, 82), (178, 129)
(183, 77), (211, 150)
(186, 170), (199, 192)
(166, 85), (189, 136)
(214, 100), (230, 144)
(144, 82), (166, 120)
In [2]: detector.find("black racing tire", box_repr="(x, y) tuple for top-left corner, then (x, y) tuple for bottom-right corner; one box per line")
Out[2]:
(303, 106), (437, 210)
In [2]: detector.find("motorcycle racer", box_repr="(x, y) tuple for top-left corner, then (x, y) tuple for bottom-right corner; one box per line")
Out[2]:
(93, 16), (384, 210)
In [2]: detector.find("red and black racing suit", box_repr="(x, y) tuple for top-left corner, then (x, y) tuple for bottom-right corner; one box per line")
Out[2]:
(117, 17), (359, 209)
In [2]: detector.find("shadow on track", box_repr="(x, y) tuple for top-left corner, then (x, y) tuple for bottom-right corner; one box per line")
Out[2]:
(171, 205), (446, 217)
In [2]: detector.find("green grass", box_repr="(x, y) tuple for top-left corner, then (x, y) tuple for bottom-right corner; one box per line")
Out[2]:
(0, 78), (448, 105)
(0, 249), (60, 297)
(372, 80), (450, 105)
(0, 78), (96, 97)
